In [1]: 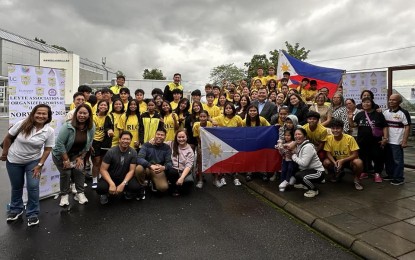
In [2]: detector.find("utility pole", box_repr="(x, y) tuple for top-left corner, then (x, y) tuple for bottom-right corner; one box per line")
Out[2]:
(102, 57), (109, 80)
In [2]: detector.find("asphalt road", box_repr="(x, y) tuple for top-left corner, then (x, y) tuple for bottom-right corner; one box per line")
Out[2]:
(0, 117), (356, 259)
(0, 173), (357, 260)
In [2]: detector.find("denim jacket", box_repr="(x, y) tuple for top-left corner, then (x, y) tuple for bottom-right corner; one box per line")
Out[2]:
(52, 122), (95, 158)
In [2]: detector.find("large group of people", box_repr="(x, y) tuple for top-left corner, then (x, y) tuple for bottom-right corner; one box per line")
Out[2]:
(1, 71), (412, 227)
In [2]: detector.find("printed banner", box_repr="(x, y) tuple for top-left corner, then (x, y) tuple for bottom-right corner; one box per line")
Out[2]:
(342, 71), (388, 109)
(201, 126), (280, 173)
(8, 64), (66, 199)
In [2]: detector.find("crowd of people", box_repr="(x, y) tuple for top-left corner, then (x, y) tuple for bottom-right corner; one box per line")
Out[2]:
(1, 69), (412, 227)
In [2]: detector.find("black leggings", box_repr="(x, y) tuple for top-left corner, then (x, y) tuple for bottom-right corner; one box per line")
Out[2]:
(295, 169), (324, 190)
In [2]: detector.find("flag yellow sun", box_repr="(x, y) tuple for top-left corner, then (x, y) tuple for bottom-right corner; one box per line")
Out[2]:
(208, 142), (222, 158)
(280, 62), (290, 72)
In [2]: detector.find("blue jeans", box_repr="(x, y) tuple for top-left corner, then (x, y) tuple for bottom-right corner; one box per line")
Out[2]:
(281, 160), (295, 183)
(6, 159), (40, 218)
(385, 144), (404, 181)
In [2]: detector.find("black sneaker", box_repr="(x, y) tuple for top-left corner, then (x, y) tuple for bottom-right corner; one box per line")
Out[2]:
(124, 192), (133, 200)
(27, 216), (39, 227)
(391, 180), (404, 186)
(136, 190), (146, 201)
(100, 195), (109, 205)
(7, 210), (24, 222)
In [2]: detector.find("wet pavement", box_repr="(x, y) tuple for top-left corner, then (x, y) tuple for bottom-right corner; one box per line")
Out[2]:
(244, 169), (415, 259)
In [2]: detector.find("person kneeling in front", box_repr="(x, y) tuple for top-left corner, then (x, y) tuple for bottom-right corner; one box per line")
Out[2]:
(135, 128), (173, 193)
(96, 131), (142, 205)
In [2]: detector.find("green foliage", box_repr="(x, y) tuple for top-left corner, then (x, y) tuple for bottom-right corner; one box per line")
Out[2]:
(244, 54), (270, 80)
(209, 63), (245, 86)
(244, 42), (310, 84)
(142, 68), (166, 80)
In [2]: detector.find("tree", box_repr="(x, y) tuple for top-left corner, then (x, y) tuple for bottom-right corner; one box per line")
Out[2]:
(244, 54), (270, 81)
(209, 63), (245, 86)
(142, 68), (166, 80)
(268, 41), (310, 68)
(244, 42), (310, 84)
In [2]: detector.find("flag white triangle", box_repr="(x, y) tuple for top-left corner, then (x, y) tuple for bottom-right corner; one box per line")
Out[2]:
(200, 128), (238, 172)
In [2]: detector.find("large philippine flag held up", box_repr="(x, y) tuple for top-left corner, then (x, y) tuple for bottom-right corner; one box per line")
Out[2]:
(277, 50), (344, 98)
(201, 126), (280, 173)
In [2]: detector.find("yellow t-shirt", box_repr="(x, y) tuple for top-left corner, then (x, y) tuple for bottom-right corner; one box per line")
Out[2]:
(266, 75), (277, 85)
(242, 116), (270, 127)
(110, 85), (122, 95)
(192, 121), (213, 138)
(204, 104), (221, 118)
(303, 89), (318, 102)
(163, 113), (178, 141)
(170, 100), (179, 111)
(324, 134), (359, 160)
(110, 113), (123, 147)
(93, 115), (106, 141)
(212, 115), (243, 127)
(252, 76), (267, 86)
(302, 124), (328, 146)
(70, 102), (92, 111)
(118, 114), (140, 148)
(138, 101), (147, 114)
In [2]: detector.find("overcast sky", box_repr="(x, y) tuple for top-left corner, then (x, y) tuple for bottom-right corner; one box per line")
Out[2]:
(1, 0), (414, 86)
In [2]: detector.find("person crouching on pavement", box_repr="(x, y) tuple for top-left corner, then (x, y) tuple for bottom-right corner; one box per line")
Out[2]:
(291, 128), (325, 198)
(96, 131), (141, 205)
(135, 128), (173, 193)
(323, 119), (364, 191)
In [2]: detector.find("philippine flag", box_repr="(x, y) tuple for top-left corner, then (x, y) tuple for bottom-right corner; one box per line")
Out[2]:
(201, 126), (280, 173)
(277, 50), (344, 98)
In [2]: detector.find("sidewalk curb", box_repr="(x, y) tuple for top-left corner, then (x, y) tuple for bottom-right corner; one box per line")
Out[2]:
(244, 180), (396, 260)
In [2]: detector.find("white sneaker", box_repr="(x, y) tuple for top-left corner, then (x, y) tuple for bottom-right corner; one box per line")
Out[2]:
(196, 181), (203, 189)
(304, 190), (319, 198)
(294, 183), (308, 190)
(289, 176), (296, 185)
(269, 174), (277, 182)
(279, 180), (289, 191)
(214, 180), (224, 188)
(70, 183), (77, 194)
(84, 183), (88, 187)
(59, 194), (69, 207)
(220, 177), (227, 186)
(74, 193), (88, 204)
(233, 179), (241, 186)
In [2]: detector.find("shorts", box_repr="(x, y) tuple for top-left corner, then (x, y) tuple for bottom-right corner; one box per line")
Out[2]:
(92, 140), (103, 158)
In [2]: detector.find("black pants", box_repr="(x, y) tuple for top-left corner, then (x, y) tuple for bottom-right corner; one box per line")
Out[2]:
(166, 170), (193, 195)
(295, 169), (324, 190)
(96, 177), (142, 195)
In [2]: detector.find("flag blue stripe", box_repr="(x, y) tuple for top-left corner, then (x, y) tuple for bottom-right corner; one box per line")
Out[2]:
(283, 51), (344, 84)
(204, 126), (278, 152)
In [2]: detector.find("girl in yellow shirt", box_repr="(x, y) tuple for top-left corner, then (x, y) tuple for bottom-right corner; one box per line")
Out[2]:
(160, 100), (179, 141)
(192, 110), (216, 189)
(118, 99), (144, 150)
(173, 98), (190, 130)
(216, 93), (227, 115)
(212, 102), (243, 186)
(92, 100), (109, 188)
(104, 98), (125, 148)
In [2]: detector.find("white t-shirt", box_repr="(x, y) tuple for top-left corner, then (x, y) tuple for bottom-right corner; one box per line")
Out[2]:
(7, 120), (55, 164)
(383, 108), (409, 145)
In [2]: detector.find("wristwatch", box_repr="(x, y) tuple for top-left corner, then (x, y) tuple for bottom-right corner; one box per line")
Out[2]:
(123, 181), (128, 186)
(38, 163), (44, 167)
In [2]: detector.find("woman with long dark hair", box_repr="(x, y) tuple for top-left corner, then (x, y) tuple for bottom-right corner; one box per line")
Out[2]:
(173, 98), (190, 129)
(242, 104), (270, 127)
(2, 104), (55, 226)
(118, 99), (144, 151)
(166, 130), (195, 196)
(53, 104), (95, 207)
(236, 95), (250, 120)
(287, 93), (309, 125)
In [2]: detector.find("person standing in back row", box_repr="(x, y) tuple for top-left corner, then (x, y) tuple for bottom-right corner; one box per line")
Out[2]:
(164, 73), (183, 102)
